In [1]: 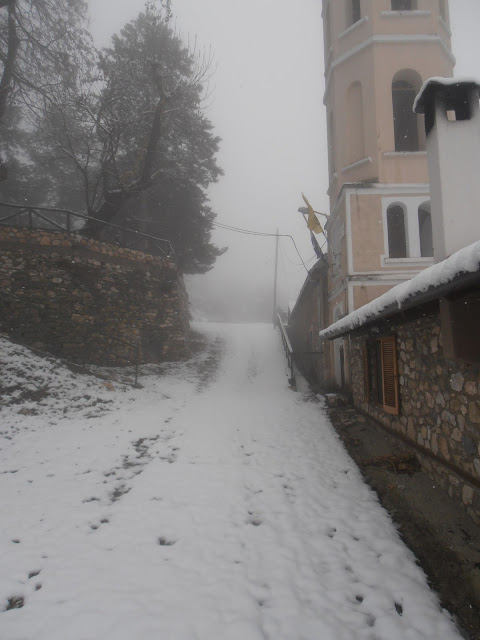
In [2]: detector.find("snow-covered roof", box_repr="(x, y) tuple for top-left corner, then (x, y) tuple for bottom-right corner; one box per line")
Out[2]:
(320, 240), (480, 340)
(414, 76), (480, 113)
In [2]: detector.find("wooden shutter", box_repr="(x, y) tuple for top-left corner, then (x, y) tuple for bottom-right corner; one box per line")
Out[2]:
(362, 343), (369, 402)
(381, 336), (399, 415)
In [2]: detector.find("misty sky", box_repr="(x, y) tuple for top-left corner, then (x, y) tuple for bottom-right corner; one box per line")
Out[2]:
(87, 0), (480, 320)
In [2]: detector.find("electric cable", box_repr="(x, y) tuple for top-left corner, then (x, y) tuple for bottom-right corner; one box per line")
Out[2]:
(212, 220), (309, 273)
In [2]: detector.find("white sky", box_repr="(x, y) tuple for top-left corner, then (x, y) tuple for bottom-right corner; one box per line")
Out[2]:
(87, 0), (480, 319)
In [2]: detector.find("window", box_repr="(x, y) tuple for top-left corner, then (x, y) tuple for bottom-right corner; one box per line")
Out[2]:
(350, 0), (361, 26)
(392, 69), (425, 152)
(392, 80), (419, 151)
(418, 202), (433, 257)
(347, 82), (365, 163)
(439, 0), (447, 21)
(441, 292), (480, 364)
(391, 0), (417, 9)
(363, 336), (399, 415)
(328, 111), (335, 178)
(387, 204), (407, 258)
(383, 196), (434, 262)
(324, 3), (331, 54)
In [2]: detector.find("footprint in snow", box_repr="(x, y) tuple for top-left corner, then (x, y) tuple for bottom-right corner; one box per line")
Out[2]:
(247, 512), (262, 527)
(4, 596), (24, 611)
(158, 537), (176, 546)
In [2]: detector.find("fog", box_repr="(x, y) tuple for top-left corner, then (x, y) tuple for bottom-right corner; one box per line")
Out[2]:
(88, 0), (480, 322)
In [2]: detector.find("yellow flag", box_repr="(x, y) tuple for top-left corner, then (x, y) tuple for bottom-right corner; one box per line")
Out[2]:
(302, 193), (323, 235)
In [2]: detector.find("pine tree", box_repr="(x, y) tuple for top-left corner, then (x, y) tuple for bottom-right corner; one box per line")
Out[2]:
(0, 0), (226, 274)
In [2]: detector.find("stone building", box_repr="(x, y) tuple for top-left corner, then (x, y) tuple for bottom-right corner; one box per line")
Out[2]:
(320, 242), (480, 522)
(320, 78), (480, 521)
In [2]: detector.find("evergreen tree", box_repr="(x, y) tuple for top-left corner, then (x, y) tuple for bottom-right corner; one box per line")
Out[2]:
(0, 0), (225, 274)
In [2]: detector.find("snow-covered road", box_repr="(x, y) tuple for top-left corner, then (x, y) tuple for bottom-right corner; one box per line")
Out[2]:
(0, 323), (462, 639)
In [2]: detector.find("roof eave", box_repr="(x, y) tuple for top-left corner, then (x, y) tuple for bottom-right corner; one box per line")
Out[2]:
(321, 268), (480, 340)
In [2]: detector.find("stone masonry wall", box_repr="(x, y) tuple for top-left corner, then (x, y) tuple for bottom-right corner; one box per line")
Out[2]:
(349, 307), (480, 524)
(0, 227), (190, 365)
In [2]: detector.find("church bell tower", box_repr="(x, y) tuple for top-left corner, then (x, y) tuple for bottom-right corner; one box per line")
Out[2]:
(322, 0), (454, 386)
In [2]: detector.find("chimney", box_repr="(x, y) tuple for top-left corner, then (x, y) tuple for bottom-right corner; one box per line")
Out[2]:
(414, 78), (480, 262)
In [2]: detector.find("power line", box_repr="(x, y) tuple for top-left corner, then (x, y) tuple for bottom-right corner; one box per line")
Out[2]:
(212, 220), (309, 273)
(280, 242), (317, 270)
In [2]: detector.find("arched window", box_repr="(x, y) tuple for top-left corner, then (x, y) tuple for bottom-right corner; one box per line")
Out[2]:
(439, 0), (447, 21)
(387, 204), (408, 258)
(391, 0), (417, 9)
(418, 202), (433, 257)
(392, 70), (424, 152)
(350, 0), (361, 26)
(347, 82), (365, 163)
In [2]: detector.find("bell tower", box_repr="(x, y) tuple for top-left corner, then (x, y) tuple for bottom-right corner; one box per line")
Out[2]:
(322, 0), (454, 386)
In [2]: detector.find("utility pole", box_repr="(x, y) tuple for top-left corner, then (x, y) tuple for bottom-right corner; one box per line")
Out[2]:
(273, 228), (279, 324)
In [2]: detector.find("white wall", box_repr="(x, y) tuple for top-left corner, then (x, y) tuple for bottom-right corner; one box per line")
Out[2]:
(427, 89), (480, 261)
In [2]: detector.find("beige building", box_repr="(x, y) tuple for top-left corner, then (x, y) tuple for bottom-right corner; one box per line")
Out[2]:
(322, 0), (454, 387)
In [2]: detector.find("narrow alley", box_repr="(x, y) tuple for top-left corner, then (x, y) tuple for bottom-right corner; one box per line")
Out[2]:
(0, 324), (462, 639)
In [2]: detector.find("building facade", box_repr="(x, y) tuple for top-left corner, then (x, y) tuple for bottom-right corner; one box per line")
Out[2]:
(320, 78), (480, 523)
(322, 0), (454, 388)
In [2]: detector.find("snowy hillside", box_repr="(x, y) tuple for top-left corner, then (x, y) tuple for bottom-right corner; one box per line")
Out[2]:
(0, 324), (461, 639)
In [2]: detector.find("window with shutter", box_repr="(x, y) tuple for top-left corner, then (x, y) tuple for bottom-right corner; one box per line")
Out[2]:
(362, 344), (369, 401)
(381, 336), (399, 415)
(364, 336), (399, 415)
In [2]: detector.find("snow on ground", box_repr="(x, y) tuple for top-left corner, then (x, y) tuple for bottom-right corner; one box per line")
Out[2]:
(0, 323), (462, 640)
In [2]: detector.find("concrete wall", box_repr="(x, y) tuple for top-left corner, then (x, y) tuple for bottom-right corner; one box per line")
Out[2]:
(426, 88), (480, 261)
(0, 227), (190, 365)
(349, 305), (480, 523)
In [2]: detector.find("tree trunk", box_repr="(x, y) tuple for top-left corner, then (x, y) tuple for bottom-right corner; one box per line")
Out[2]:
(0, 2), (19, 182)
(81, 190), (127, 238)
(141, 96), (166, 184)
(82, 95), (167, 239)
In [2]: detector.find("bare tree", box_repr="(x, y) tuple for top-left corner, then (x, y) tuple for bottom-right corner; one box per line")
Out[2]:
(0, 0), (92, 179)
(38, 1), (220, 233)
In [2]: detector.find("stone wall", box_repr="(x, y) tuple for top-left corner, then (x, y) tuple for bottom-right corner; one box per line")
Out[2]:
(288, 285), (324, 386)
(287, 263), (329, 388)
(0, 227), (190, 365)
(349, 305), (480, 524)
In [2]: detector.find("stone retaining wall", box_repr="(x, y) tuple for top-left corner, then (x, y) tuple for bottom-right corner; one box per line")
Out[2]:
(349, 306), (480, 524)
(0, 227), (190, 365)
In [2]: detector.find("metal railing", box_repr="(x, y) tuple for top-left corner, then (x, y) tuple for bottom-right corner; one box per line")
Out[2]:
(0, 202), (175, 259)
(108, 336), (140, 387)
(275, 312), (296, 388)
